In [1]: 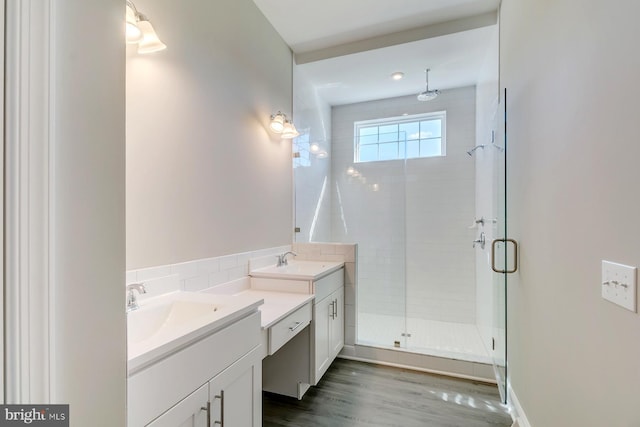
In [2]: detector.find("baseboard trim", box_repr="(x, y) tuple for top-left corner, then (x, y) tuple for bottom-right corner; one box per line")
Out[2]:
(339, 343), (497, 384)
(338, 354), (497, 385)
(508, 383), (532, 427)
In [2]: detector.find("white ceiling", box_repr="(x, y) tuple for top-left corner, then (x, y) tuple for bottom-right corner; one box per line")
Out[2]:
(252, 0), (499, 53)
(296, 26), (496, 106)
(252, 0), (499, 106)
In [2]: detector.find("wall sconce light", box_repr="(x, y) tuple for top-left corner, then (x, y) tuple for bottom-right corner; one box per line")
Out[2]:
(126, 1), (167, 54)
(281, 120), (300, 139)
(269, 112), (300, 139)
(269, 112), (286, 133)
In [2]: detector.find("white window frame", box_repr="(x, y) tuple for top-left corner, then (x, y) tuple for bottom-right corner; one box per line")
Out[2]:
(353, 111), (446, 163)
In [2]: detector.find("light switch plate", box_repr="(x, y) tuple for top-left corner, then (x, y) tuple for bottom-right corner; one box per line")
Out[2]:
(601, 260), (637, 312)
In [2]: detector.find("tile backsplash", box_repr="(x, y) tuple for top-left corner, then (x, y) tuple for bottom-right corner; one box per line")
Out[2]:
(126, 245), (291, 301)
(127, 242), (359, 348)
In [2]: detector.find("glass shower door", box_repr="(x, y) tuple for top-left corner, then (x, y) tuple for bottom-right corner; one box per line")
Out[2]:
(491, 88), (509, 401)
(352, 131), (408, 350)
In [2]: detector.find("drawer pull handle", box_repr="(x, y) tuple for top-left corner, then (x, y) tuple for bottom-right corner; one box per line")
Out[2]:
(201, 402), (210, 426)
(289, 321), (304, 332)
(214, 391), (224, 425)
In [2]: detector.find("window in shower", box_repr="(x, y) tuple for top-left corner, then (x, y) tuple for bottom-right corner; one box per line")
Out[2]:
(354, 111), (446, 163)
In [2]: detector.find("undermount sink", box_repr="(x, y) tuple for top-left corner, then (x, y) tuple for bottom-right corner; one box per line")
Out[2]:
(127, 299), (221, 344)
(127, 291), (263, 374)
(250, 260), (344, 281)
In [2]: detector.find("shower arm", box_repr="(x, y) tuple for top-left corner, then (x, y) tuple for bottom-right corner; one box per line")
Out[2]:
(466, 145), (486, 156)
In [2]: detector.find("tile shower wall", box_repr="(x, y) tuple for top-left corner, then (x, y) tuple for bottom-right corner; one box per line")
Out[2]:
(292, 242), (358, 346)
(331, 87), (477, 324)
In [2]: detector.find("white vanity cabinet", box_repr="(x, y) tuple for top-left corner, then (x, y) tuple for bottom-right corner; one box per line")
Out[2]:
(147, 345), (262, 427)
(147, 384), (208, 427)
(208, 346), (262, 427)
(251, 264), (344, 397)
(311, 270), (345, 385)
(128, 311), (262, 427)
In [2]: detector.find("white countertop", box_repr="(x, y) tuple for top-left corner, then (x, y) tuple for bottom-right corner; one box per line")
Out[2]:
(237, 289), (314, 329)
(127, 285), (315, 376)
(250, 260), (344, 281)
(127, 291), (263, 375)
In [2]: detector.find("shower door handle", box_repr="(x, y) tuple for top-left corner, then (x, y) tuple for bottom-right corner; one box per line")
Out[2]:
(491, 238), (518, 273)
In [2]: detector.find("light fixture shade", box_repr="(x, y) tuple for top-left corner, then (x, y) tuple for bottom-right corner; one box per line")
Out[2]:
(126, 6), (142, 43)
(137, 19), (167, 54)
(281, 121), (300, 139)
(269, 112), (286, 133)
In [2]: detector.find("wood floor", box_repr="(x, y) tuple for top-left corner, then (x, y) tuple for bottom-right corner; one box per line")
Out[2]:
(263, 358), (512, 427)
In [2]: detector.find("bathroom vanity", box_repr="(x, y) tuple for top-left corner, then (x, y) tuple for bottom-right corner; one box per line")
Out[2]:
(250, 261), (345, 398)
(126, 260), (345, 426)
(127, 292), (264, 426)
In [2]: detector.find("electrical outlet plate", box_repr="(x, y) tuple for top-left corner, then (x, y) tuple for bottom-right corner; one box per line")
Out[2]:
(601, 260), (637, 312)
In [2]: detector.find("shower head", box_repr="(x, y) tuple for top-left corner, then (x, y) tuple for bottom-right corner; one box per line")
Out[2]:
(417, 68), (440, 101)
(467, 145), (486, 156)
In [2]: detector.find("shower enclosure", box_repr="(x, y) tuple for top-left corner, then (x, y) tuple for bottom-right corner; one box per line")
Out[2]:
(293, 24), (508, 396)
(329, 88), (489, 364)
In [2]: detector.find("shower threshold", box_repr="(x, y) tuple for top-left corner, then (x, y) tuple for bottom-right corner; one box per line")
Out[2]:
(357, 312), (492, 365)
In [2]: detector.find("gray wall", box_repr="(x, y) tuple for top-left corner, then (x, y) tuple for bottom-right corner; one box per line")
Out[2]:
(51, 0), (126, 423)
(127, 0), (294, 270)
(502, 0), (640, 425)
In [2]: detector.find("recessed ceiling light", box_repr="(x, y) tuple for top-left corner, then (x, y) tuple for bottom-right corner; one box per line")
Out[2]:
(391, 72), (404, 81)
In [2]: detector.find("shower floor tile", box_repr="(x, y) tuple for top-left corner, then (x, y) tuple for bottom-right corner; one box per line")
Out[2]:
(357, 312), (491, 364)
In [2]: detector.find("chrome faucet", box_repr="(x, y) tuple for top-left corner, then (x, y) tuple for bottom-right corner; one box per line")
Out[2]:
(473, 232), (486, 250)
(276, 251), (297, 267)
(126, 283), (147, 312)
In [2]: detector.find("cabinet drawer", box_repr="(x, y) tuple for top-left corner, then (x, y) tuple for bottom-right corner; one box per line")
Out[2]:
(268, 302), (312, 355)
(312, 268), (344, 301)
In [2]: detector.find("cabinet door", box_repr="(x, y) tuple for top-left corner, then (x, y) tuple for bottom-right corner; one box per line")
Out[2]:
(313, 295), (332, 384)
(147, 384), (208, 427)
(330, 287), (345, 358)
(209, 348), (262, 427)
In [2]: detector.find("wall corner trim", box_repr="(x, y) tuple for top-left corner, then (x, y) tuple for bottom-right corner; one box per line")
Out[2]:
(4, 0), (53, 403)
(508, 383), (532, 427)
